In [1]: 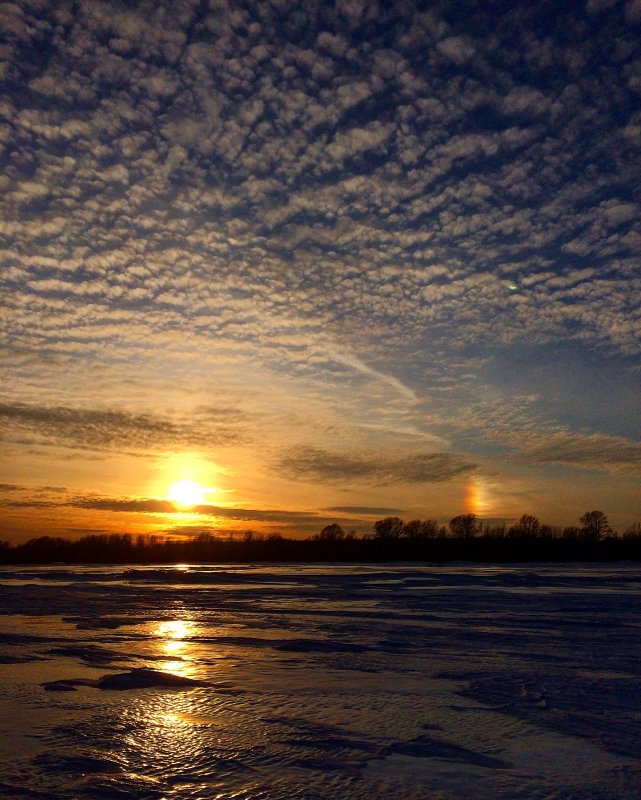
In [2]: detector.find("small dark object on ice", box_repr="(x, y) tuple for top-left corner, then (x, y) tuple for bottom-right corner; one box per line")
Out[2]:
(43, 680), (83, 692)
(97, 668), (208, 690)
(43, 668), (209, 692)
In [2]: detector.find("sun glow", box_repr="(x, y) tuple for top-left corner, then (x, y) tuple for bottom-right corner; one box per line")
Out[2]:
(168, 480), (207, 508)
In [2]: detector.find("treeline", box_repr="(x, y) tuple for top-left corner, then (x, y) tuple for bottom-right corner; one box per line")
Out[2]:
(1, 511), (640, 564)
(356, 510), (637, 543)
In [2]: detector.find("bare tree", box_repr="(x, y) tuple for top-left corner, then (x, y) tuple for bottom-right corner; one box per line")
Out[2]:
(402, 519), (422, 538)
(508, 514), (542, 538)
(418, 519), (441, 539)
(318, 523), (345, 541)
(449, 514), (478, 538)
(623, 522), (641, 539)
(579, 510), (612, 542)
(374, 517), (405, 539)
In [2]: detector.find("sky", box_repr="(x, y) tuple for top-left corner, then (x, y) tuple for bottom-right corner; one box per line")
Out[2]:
(1, 0), (640, 542)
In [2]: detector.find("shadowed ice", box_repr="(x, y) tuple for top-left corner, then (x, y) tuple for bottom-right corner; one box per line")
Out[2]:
(1, 563), (640, 799)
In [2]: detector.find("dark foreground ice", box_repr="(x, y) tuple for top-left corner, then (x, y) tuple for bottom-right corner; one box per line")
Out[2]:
(1, 562), (640, 799)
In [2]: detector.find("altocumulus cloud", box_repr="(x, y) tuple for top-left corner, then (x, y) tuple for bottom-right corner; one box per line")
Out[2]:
(68, 496), (319, 523)
(277, 446), (476, 485)
(0, 402), (244, 451)
(2, 0), (640, 382)
(520, 432), (641, 476)
(1, 0), (640, 529)
(325, 506), (405, 515)
(66, 496), (366, 533)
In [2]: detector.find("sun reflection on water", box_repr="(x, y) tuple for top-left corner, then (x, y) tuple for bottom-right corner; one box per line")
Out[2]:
(153, 618), (198, 678)
(157, 619), (191, 640)
(118, 692), (214, 790)
(113, 617), (216, 787)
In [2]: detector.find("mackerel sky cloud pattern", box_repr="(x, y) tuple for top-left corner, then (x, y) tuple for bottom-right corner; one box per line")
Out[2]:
(1, 0), (640, 537)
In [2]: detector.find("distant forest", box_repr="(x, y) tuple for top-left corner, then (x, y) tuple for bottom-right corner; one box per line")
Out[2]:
(2, 511), (640, 564)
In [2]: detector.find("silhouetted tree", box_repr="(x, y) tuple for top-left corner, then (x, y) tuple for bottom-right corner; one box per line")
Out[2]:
(481, 523), (507, 538)
(373, 517), (405, 539)
(623, 522), (641, 539)
(318, 523), (345, 541)
(449, 514), (478, 538)
(402, 519), (422, 538)
(580, 510), (612, 542)
(418, 519), (441, 538)
(509, 514), (542, 538)
(1, 521), (640, 564)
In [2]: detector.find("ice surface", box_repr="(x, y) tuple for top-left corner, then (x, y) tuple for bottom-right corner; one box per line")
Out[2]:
(1, 563), (640, 799)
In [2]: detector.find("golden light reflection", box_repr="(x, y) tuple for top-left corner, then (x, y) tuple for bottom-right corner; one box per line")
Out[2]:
(157, 710), (189, 727)
(164, 638), (185, 656)
(154, 618), (198, 678)
(119, 693), (206, 785)
(157, 619), (191, 639)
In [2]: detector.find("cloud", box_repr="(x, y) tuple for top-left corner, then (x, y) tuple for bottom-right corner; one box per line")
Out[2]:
(626, 0), (641, 23)
(48, 495), (378, 535)
(161, 524), (222, 538)
(586, 0), (617, 12)
(436, 36), (476, 64)
(65, 528), (116, 535)
(1, 499), (59, 509)
(67, 496), (319, 523)
(1, 0), (639, 533)
(277, 447), (476, 485)
(325, 506), (404, 515)
(520, 432), (641, 476)
(0, 483), (68, 496)
(70, 497), (175, 513)
(326, 350), (417, 401)
(0, 402), (244, 451)
(501, 87), (550, 118)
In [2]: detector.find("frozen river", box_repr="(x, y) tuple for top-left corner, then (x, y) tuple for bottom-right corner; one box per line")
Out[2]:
(1, 563), (640, 799)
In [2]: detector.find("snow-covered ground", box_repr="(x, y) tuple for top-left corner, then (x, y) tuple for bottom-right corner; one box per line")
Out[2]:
(1, 563), (639, 799)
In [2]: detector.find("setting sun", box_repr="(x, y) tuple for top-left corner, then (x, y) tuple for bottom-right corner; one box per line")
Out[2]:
(167, 480), (206, 509)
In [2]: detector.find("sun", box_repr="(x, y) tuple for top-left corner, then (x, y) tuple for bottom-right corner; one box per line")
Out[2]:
(168, 480), (206, 509)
